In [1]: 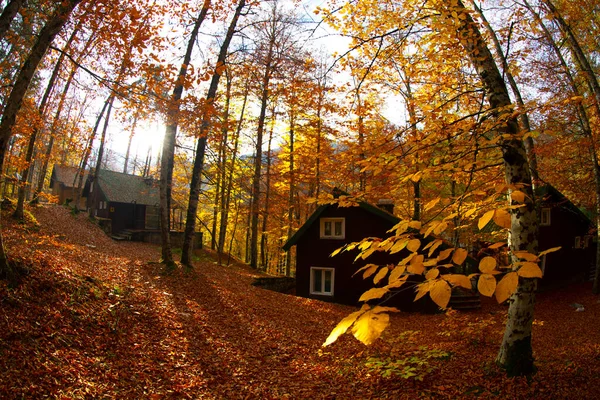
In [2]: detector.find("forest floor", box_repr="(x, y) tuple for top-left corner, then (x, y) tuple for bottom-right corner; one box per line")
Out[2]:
(0, 204), (599, 399)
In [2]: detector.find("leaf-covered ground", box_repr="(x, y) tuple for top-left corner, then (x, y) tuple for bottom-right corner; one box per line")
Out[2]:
(1, 205), (599, 399)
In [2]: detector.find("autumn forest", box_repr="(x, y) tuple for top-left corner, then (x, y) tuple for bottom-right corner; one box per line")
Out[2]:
(1, 0), (600, 397)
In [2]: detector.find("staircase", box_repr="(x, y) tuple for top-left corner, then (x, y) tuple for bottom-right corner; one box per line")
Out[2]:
(449, 287), (481, 311)
(111, 229), (133, 241)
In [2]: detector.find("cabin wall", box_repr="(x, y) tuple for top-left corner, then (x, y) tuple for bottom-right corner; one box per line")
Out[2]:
(539, 203), (595, 287)
(295, 205), (438, 311)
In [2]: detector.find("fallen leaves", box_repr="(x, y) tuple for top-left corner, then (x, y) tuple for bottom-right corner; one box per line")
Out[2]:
(0, 205), (599, 399)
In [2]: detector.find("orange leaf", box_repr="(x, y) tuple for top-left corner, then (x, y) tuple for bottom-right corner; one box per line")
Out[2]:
(478, 274), (496, 297)
(452, 248), (468, 265)
(442, 274), (472, 289)
(495, 272), (518, 303)
(407, 238), (421, 253)
(493, 209), (511, 229)
(430, 279), (451, 309)
(479, 256), (497, 273)
(373, 266), (389, 285)
(518, 262), (543, 278)
(478, 210), (495, 230)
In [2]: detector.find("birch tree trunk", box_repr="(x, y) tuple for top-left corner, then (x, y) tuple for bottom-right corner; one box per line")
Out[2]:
(438, 0), (539, 376)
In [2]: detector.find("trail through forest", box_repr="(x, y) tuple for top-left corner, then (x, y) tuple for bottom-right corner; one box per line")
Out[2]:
(0, 205), (599, 399)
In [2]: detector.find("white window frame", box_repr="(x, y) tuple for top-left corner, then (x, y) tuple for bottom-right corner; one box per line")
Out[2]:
(310, 267), (335, 296)
(540, 208), (551, 226)
(584, 235), (591, 249)
(320, 217), (345, 239)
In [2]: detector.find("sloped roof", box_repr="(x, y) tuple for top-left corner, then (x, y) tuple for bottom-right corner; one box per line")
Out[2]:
(51, 165), (87, 188)
(536, 183), (594, 226)
(95, 169), (159, 206)
(282, 200), (400, 251)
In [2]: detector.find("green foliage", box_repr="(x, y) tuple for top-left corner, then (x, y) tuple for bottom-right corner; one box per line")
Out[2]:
(365, 346), (452, 381)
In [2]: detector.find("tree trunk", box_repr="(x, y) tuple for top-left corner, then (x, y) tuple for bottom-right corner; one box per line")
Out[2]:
(440, 1), (539, 376)
(0, 0), (82, 281)
(0, 0), (23, 40)
(90, 96), (114, 210)
(218, 79), (248, 264)
(260, 106), (275, 270)
(159, 0), (211, 266)
(180, 0), (246, 265)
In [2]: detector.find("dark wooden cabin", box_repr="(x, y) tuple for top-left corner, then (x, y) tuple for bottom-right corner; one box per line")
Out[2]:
(83, 169), (159, 235)
(537, 184), (596, 288)
(49, 165), (88, 209)
(283, 198), (456, 312)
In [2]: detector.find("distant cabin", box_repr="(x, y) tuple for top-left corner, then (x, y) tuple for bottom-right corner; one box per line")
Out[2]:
(536, 184), (597, 288)
(49, 165), (88, 209)
(82, 169), (159, 235)
(283, 197), (448, 312)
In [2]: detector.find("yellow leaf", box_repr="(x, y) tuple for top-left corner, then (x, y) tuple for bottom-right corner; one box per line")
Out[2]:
(493, 209), (511, 229)
(465, 207), (477, 218)
(388, 274), (408, 288)
(510, 190), (526, 203)
(389, 239), (408, 254)
(407, 238), (421, 253)
(408, 220), (422, 230)
(479, 256), (497, 273)
(452, 248), (468, 265)
(359, 287), (389, 302)
(437, 247), (454, 261)
(363, 264), (379, 279)
(407, 262), (425, 275)
(428, 240), (443, 257)
(430, 280), (451, 309)
(353, 263), (377, 277)
(518, 262), (543, 278)
(389, 265), (406, 282)
(371, 305), (399, 314)
(478, 210), (495, 230)
(478, 274), (496, 297)
(433, 221), (448, 235)
(539, 246), (561, 257)
(423, 258), (438, 267)
(323, 305), (368, 346)
(488, 242), (505, 249)
(330, 246), (344, 257)
(399, 253), (415, 266)
(414, 281), (432, 301)
(424, 197), (440, 212)
(351, 309), (390, 345)
(495, 272), (518, 303)
(373, 266), (389, 285)
(425, 268), (440, 280)
(442, 274), (472, 289)
(514, 251), (538, 262)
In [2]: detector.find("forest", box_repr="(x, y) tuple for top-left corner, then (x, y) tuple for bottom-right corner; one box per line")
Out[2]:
(1, 0), (600, 394)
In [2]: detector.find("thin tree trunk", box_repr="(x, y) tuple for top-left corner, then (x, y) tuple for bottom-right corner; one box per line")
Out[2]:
(123, 111), (141, 174)
(90, 96), (114, 210)
(218, 80), (248, 264)
(260, 106), (275, 270)
(216, 70), (232, 259)
(440, 1), (539, 376)
(180, 0), (246, 265)
(159, 0), (211, 266)
(286, 106), (295, 276)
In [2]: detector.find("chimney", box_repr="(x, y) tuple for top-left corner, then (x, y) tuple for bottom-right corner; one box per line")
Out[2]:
(377, 199), (394, 214)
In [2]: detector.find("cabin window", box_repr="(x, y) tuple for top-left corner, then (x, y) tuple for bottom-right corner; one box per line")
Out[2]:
(310, 267), (334, 296)
(320, 218), (345, 239)
(575, 236), (581, 249)
(540, 208), (551, 226)
(584, 235), (591, 249)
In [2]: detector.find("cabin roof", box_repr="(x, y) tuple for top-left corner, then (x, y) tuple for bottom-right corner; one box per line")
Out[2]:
(51, 165), (87, 188)
(90, 169), (159, 206)
(282, 199), (399, 251)
(536, 183), (594, 226)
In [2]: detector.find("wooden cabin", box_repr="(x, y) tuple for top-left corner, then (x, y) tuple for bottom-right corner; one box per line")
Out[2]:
(537, 184), (596, 288)
(282, 197), (467, 312)
(83, 169), (159, 235)
(49, 165), (88, 209)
